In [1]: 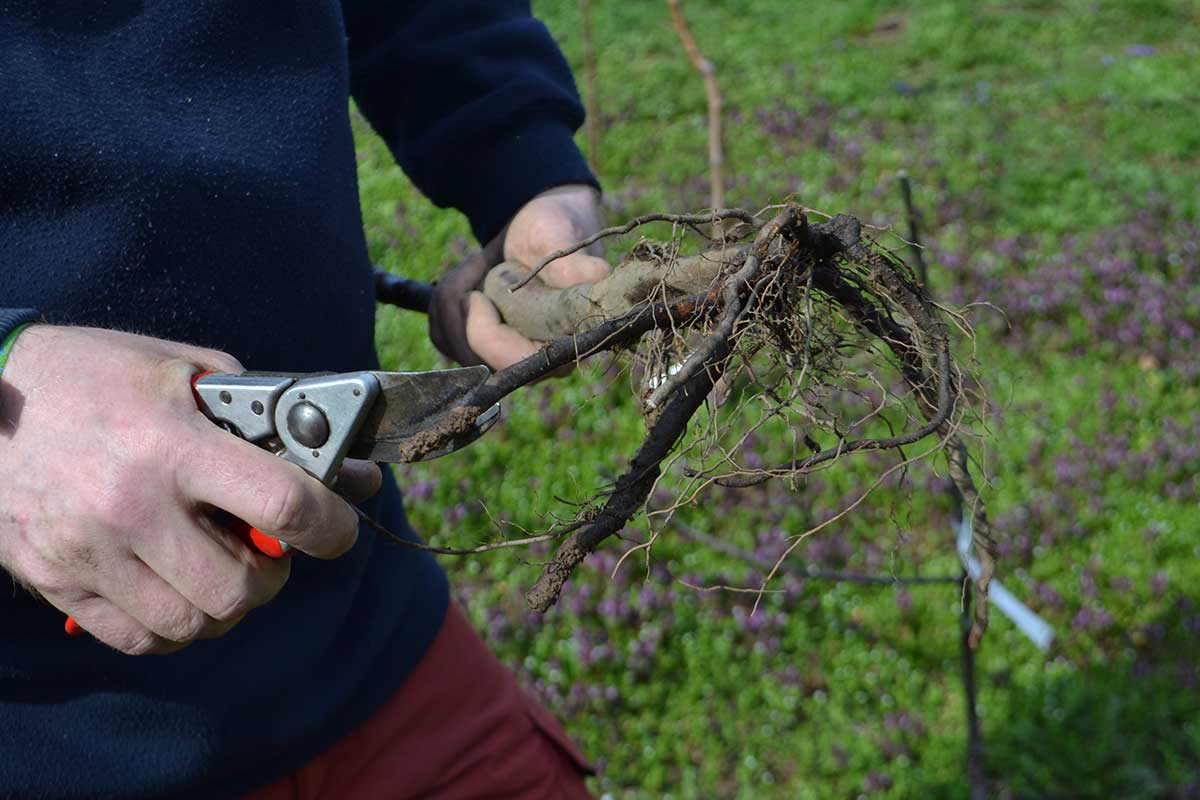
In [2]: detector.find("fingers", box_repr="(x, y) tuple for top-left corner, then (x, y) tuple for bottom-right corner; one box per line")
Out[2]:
(464, 291), (542, 371)
(335, 458), (383, 504)
(54, 549), (244, 655)
(95, 556), (238, 645)
(177, 427), (360, 559)
(429, 231), (507, 367)
(0, 328), (328, 655)
(503, 184), (611, 289)
(432, 186), (611, 369)
(539, 252), (611, 289)
(429, 250), (489, 367)
(505, 218), (611, 288)
(133, 507), (291, 624)
(58, 595), (188, 656)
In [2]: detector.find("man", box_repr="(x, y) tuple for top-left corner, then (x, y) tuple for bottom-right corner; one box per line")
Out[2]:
(0, 1), (608, 797)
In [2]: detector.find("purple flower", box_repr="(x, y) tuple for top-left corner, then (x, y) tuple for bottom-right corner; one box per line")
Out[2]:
(405, 479), (437, 502)
(1036, 582), (1065, 609)
(1079, 569), (1099, 599)
(1126, 44), (1156, 57)
(444, 503), (468, 524)
(864, 772), (893, 792)
(1073, 605), (1114, 632)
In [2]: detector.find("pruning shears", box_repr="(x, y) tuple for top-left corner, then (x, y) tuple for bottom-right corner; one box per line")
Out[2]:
(190, 366), (499, 554)
(64, 365), (499, 636)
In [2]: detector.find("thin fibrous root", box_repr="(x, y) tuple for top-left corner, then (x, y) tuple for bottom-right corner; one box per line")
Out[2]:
(384, 202), (997, 646)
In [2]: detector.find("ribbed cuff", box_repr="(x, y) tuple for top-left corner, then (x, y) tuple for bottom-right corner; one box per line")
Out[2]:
(0, 309), (39, 339)
(0, 309), (40, 377)
(444, 113), (600, 244)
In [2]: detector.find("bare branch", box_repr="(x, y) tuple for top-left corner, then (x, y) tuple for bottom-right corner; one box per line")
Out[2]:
(666, 0), (726, 210)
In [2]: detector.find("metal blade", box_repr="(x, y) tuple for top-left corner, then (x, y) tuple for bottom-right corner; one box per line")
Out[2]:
(347, 366), (494, 462)
(356, 401), (501, 463)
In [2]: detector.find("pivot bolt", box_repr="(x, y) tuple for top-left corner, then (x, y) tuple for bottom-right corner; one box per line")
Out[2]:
(287, 401), (330, 449)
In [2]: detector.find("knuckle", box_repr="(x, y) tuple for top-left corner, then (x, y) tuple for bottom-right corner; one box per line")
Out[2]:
(152, 352), (240, 406)
(211, 559), (289, 623)
(259, 477), (310, 535)
(198, 349), (244, 376)
(522, 216), (563, 252)
(172, 346), (244, 376)
(118, 629), (167, 656)
(88, 478), (144, 528)
(154, 357), (208, 399)
(211, 570), (260, 622)
(19, 553), (77, 598)
(154, 603), (208, 643)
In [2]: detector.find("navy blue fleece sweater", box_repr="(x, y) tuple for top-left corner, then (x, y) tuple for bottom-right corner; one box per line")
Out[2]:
(0, 2), (595, 797)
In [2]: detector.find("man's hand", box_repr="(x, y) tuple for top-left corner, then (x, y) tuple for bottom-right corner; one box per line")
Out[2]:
(429, 184), (610, 370)
(0, 326), (380, 654)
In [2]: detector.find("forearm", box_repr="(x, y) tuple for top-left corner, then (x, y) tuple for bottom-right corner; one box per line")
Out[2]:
(341, 0), (598, 242)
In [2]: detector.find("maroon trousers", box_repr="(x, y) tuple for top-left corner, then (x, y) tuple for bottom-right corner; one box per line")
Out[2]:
(245, 605), (595, 799)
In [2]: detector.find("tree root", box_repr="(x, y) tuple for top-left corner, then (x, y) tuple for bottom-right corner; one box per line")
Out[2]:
(400, 202), (998, 646)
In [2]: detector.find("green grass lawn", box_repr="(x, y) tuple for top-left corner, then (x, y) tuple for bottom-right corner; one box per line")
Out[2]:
(358, 1), (1200, 796)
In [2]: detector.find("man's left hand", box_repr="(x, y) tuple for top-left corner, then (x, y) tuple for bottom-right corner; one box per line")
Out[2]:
(429, 184), (610, 370)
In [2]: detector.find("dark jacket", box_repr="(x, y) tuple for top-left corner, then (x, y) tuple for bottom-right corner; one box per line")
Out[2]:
(0, 1), (595, 796)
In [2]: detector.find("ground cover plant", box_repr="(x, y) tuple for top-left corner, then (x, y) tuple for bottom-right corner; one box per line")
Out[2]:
(360, 1), (1200, 796)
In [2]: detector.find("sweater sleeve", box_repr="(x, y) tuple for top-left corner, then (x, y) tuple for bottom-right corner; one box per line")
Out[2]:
(0, 309), (40, 345)
(340, 0), (599, 244)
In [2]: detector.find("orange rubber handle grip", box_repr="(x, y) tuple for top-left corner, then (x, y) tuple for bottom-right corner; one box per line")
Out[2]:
(226, 518), (289, 559)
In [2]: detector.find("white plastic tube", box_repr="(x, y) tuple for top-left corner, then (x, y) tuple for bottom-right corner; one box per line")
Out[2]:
(957, 515), (1055, 652)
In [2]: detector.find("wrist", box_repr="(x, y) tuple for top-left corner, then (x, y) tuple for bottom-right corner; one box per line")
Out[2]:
(446, 113), (600, 245)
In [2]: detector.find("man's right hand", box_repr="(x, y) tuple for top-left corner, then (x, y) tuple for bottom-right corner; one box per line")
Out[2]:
(0, 326), (373, 655)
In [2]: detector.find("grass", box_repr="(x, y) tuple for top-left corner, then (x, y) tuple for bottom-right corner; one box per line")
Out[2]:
(356, 1), (1200, 796)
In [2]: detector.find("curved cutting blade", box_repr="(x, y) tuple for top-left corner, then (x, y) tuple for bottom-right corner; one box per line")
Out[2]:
(347, 366), (497, 462)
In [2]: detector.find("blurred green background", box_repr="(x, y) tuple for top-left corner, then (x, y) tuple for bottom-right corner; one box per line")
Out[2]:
(358, 1), (1200, 797)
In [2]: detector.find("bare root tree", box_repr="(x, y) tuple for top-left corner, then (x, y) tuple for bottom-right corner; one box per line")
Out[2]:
(370, 203), (999, 647)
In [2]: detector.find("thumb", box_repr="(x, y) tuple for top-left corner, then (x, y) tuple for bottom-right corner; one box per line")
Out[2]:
(464, 291), (542, 370)
(334, 458), (383, 505)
